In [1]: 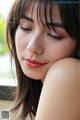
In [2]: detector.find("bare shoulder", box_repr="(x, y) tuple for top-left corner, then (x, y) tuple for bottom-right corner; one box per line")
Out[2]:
(45, 58), (79, 83)
(47, 58), (79, 72)
(35, 58), (80, 120)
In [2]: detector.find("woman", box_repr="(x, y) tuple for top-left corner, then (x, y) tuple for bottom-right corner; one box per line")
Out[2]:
(6, 0), (80, 120)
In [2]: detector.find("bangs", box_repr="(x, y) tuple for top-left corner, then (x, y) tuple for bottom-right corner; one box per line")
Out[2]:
(18, 0), (55, 30)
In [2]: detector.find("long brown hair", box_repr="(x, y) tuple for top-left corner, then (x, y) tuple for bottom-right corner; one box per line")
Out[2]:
(6, 0), (80, 119)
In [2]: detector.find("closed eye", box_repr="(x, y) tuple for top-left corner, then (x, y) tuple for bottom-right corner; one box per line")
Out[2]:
(21, 26), (32, 31)
(47, 33), (63, 40)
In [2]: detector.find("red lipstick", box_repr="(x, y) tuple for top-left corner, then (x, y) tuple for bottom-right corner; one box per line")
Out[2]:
(24, 58), (46, 68)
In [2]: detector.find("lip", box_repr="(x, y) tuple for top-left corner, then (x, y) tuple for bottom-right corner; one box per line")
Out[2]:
(24, 58), (46, 68)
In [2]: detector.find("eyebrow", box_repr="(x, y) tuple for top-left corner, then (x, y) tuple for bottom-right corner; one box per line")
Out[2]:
(47, 22), (64, 28)
(21, 14), (64, 29)
(21, 15), (33, 23)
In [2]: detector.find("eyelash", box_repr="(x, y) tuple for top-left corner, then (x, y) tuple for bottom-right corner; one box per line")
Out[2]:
(20, 26), (63, 40)
(47, 33), (63, 40)
(21, 26), (32, 31)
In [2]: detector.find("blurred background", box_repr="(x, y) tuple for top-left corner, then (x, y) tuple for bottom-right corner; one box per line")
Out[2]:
(0, 0), (17, 114)
(0, 0), (17, 86)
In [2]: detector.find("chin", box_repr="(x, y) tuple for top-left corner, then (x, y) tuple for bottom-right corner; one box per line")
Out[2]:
(21, 65), (46, 80)
(23, 71), (43, 80)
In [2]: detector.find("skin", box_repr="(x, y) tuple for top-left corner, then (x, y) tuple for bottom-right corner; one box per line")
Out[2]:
(35, 58), (80, 120)
(15, 4), (77, 81)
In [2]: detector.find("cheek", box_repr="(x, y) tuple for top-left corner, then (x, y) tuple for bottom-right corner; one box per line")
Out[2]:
(15, 30), (27, 53)
(54, 45), (73, 57)
(47, 41), (77, 60)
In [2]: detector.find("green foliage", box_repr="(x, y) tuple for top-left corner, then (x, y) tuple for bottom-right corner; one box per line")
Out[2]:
(0, 15), (8, 55)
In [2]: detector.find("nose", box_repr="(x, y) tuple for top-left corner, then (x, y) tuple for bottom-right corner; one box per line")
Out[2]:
(26, 32), (43, 54)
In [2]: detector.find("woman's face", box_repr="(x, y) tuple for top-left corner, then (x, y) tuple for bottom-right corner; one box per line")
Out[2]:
(15, 3), (77, 81)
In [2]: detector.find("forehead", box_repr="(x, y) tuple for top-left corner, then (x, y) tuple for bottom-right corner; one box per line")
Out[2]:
(23, 1), (62, 25)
